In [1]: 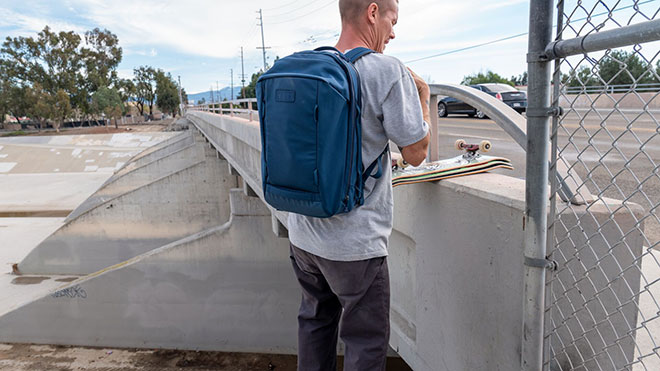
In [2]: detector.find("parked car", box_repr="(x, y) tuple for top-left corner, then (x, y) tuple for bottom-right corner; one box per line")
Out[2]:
(438, 83), (527, 118)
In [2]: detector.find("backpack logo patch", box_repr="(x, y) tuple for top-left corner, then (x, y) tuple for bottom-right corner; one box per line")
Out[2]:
(275, 89), (296, 103)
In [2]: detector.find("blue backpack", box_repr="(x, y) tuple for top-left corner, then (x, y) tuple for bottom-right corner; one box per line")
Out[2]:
(256, 46), (387, 218)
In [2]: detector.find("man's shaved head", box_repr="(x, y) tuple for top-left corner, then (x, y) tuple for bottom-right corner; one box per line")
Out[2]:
(338, 0), (397, 23)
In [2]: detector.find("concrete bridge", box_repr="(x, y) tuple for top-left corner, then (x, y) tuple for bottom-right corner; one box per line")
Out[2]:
(0, 86), (648, 370)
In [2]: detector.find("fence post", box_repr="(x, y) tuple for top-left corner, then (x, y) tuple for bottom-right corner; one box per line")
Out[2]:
(522, 0), (554, 370)
(428, 94), (439, 161)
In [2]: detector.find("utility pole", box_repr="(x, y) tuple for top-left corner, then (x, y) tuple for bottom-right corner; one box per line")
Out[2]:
(240, 47), (246, 93)
(216, 81), (219, 101)
(210, 85), (214, 104)
(230, 69), (234, 100)
(177, 75), (183, 115)
(256, 9), (271, 71)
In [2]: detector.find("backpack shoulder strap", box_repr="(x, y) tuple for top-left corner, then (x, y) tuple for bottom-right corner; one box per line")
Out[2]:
(362, 146), (390, 183)
(314, 46), (340, 53)
(345, 47), (375, 63)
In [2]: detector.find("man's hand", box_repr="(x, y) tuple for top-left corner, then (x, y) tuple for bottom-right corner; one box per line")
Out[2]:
(407, 67), (431, 124)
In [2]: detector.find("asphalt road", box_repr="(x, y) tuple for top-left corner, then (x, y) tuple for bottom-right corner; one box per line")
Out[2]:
(436, 110), (660, 247)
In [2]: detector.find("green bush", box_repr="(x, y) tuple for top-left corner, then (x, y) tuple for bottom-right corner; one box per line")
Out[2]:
(1, 130), (27, 137)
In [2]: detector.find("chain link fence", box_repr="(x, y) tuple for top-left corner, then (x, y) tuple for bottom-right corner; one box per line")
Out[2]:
(544, 0), (660, 370)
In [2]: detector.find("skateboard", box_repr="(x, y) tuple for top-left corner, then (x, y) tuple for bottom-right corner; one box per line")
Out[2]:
(392, 140), (513, 187)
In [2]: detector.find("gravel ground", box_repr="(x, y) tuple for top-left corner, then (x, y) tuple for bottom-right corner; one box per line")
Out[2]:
(0, 344), (412, 371)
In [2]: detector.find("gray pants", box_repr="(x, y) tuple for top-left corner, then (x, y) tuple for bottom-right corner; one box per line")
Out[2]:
(289, 243), (390, 371)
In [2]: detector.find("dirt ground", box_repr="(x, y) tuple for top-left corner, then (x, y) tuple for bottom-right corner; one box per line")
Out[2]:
(0, 119), (177, 137)
(0, 344), (411, 370)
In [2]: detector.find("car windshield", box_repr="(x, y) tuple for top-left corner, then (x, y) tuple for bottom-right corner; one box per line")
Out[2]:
(481, 84), (518, 92)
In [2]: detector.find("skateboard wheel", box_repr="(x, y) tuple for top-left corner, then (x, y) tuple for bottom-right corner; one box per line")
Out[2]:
(397, 157), (409, 169)
(479, 140), (491, 152)
(455, 139), (466, 151)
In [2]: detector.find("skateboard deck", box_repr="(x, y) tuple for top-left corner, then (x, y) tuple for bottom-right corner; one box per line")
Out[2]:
(392, 140), (513, 187)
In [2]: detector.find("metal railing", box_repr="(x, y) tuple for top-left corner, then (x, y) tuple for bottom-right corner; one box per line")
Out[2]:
(188, 99), (258, 121)
(525, 1), (660, 370)
(564, 83), (660, 94)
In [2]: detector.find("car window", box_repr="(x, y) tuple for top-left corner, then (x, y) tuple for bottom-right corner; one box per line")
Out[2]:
(469, 85), (482, 91)
(480, 84), (518, 92)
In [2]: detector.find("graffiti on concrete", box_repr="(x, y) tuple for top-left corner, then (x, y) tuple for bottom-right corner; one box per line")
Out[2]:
(52, 285), (87, 299)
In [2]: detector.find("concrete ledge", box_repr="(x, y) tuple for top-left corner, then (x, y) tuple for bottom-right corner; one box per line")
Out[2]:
(18, 155), (236, 275)
(107, 131), (193, 183)
(65, 141), (205, 222)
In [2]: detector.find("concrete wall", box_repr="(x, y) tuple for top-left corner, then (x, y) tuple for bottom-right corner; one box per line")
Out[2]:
(559, 92), (660, 110)
(0, 112), (644, 370)
(66, 141), (205, 222)
(17, 132), (238, 275)
(184, 112), (645, 370)
(550, 200), (644, 370)
(110, 131), (193, 178)
(0, 189), (299, 353)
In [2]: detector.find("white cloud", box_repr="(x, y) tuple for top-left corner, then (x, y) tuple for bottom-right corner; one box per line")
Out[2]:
(0, 0), (532, 92)
(0, 7), (86, 37)
(483, 0), (528, 11)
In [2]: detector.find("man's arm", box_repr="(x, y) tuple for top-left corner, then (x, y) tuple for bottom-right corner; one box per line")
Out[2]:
(401, 68), (431, 166)
(401, 132), (430, 166)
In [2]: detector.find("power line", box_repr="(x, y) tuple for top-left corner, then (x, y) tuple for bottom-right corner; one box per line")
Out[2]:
(266, 0), (327, 18)
(404, 33), (527, 64)
(262, 0), (299, 11)
(404, 0), (658, 64)
(266, 0), (337, 25)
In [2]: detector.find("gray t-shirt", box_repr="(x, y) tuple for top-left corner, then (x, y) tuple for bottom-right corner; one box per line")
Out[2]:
(288, 52), (429, 261)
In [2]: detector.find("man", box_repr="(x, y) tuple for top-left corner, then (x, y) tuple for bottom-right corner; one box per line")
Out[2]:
(288, 0), (431, 369)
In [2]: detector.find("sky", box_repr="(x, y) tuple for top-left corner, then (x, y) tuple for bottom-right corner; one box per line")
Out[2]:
(0, 0), (657, 94)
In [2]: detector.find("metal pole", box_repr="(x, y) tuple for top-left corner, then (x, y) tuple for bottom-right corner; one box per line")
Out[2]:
(258, 9), (267, 71)
(178, 75), (183, 116)
(544, 2), (564, 369)
(522, 0), (554, 370)
(428, 94), (439, 161)
(545, 18), (660, 59)
(241, 47), (246, 91)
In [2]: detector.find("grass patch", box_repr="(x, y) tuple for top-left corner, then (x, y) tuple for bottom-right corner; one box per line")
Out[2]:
(1, 130), (28, 137)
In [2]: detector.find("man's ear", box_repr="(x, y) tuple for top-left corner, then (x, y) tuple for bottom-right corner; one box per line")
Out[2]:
(367, 2), (379, 24)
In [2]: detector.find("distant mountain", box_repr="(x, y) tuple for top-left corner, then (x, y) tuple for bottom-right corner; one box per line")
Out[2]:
(187, 87), (240, 104)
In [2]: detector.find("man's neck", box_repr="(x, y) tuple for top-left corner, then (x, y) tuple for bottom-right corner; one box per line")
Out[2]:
(335, 26), (372, 53)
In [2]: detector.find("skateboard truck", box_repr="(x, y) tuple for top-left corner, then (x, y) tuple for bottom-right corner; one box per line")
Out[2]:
(455, 139), (491, 160)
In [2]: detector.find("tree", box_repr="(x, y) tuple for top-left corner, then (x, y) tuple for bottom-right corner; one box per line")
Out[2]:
(81, 28), (122, 92)
(511, 71), (528, 86)
(0, 26), (123, 126)
(51, 89), (72, 132)
(562, 65), (599, 88)
(6, 85), (30, 124)
(92, 86), (122, 128)
(133, 66), (157, 118)
(1, 27), (83, 98)
(25, 84), (51, 131)
(181, 88), (188, 107)
(117, 78), (135, 116)
(0, 72), (9, 124)
(598, 50), (657, 86)
(155, 71), (180, 117)
(198, 97), (206, 104)
(461, 70), (515, 86)
(239, 71), (264, 99)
